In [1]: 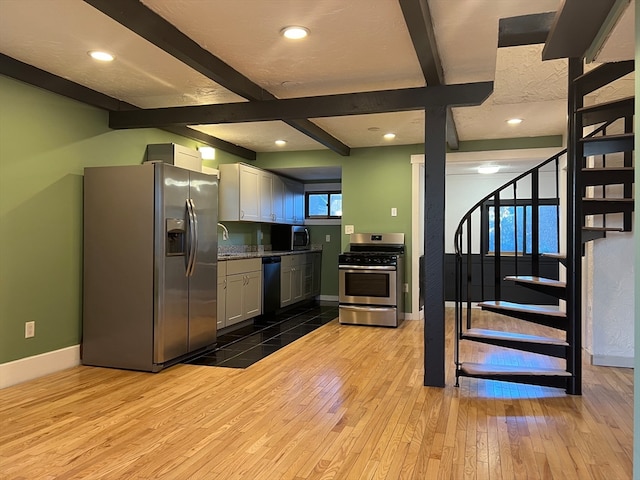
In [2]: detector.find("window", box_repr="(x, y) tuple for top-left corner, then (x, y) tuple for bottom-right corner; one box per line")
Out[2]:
(306, 191), (342, 219)
(485, 199), (558, 254)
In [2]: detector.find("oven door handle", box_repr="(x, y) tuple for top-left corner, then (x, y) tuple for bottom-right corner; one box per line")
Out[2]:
(338, 265), (396, 271)
(339, 305), (396, 311)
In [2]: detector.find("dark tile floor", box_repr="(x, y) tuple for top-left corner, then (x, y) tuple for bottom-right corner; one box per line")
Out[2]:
(185, 303), (339, 369)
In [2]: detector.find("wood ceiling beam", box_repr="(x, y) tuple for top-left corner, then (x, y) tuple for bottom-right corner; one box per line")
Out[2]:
(0, 53), (256, 160)
(399, 0), (459, 150)
(498, 12), (556, 48)
(542, 0), (617, 60)
(108, 82), (494, 129)
(83, 0), (350, 156)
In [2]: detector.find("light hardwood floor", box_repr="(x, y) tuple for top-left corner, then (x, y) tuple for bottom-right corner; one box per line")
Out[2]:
(0, 309), (633, 479)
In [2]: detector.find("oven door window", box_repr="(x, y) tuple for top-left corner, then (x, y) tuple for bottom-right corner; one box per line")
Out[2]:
(344, 272), (390, 297)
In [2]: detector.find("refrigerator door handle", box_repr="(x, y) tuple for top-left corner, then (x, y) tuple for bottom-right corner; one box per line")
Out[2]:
(185, 199), (196, 276)
(188, 198), (199, 277)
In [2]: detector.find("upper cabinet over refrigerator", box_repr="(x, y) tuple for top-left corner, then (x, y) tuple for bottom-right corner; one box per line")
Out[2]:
(82, 162), (218, 372)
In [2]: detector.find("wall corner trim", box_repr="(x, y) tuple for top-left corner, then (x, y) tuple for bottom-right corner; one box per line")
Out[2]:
(0, 345), (80, 389)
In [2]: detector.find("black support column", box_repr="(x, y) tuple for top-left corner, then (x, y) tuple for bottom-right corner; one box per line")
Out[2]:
(423, 106), (447, 387)
(566, 57), (583, 395)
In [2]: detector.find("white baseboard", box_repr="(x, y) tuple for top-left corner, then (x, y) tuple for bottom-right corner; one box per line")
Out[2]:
(319, 295), (339, 303)
(404, 311), (423, 320)
(0, 345), (81, 389)
(590, 354), (634, 369)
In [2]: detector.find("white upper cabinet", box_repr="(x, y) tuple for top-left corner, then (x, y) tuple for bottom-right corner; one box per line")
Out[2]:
(271, 175), (286, 223)
(219, 163), (260, 222)
(220, 163), (303, 224)
(284, 178), (305, 224)
(259, 170), (285, 223)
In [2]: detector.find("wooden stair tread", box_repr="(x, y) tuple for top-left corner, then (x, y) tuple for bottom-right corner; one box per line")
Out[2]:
(478, 300), (565, 317)
(583, 197), (634, 202)
(576, 96), (634, 113)
(576, 96), (634, 126)
(459, 362), (571, 377)
(582, 167), (634, 172)
(542, 252), (566, 260)
(504, 276), (565, 288)
(580, 133), (634, 156)
(582, 198), (635, 216)
(580, 132), (634, 143)
(582, 226), (624, 232)
(464, 328), (568, 346)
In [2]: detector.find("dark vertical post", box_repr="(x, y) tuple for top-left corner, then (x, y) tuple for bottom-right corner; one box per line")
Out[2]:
(466, 217), (472, 329)
(566, 57), (583, 395)
(480, 204), (487, 300)
(555, 156), (560, 254)
(423, 105), (446, 387)
(494, 194), (501, 300)
(531, 170), (540, 277)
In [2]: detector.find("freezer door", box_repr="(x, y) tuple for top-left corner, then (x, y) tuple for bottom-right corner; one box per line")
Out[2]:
(154, 164), (190, 363)
(187, 171), (218, 350)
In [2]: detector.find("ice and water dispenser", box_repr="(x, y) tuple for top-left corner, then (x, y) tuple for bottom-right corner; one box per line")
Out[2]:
(166, 218), (186, 256)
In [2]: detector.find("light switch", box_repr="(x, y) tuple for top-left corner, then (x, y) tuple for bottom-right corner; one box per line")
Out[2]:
(325, 234), (331, 242)
(391, 207), (397, 217)
(345, 225), (354, 234)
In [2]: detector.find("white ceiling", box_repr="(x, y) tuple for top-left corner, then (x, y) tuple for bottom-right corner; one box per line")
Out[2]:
(0, 0), (634, 179)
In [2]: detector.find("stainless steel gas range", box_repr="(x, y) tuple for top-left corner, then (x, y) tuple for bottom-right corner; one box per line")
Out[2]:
(338, 233), (405, 327)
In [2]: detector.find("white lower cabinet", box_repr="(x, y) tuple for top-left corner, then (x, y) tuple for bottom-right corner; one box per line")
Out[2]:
(220, 253), (321, 329)
(223, 258), (262, 328)
(281, 253), (314, 308)
(280, 256), (294, 307)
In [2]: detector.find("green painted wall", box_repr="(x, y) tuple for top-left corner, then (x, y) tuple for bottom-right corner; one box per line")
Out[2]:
(0, 75), (245, 364)
(0, 75), (422, 366)
(257, 144), (423, 308)
(307, 225), (341, 296)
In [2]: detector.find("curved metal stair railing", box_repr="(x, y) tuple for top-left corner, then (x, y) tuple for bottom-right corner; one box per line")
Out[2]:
(453, 148), (563, 348)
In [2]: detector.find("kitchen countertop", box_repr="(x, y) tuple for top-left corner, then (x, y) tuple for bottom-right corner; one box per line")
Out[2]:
(217, 247), (322, 261)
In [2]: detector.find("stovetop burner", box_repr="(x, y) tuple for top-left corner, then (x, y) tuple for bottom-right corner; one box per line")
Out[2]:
(339, 233), (405, 267)
(339, 251), (400, 266)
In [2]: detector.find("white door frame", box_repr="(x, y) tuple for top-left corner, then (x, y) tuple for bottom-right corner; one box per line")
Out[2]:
(410, 154), (425, 320)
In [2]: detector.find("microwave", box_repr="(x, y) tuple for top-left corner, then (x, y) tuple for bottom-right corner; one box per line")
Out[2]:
(271, 225), (310, 251)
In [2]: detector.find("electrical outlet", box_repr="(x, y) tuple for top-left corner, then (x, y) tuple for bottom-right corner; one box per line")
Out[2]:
(25, 321), (35, 338)
(325, 234), (331, 242)
(403, 283), (409, 293)
(345, 225), (354, 234)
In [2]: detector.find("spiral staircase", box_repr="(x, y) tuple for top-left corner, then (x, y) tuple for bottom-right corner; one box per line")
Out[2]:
(453, 59), (634, 395)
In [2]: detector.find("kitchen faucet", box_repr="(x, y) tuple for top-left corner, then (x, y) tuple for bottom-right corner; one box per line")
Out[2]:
(217, 222), (229, 240)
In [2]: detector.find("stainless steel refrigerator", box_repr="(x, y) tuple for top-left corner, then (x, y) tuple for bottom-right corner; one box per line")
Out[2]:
(82, 162), (218, 372)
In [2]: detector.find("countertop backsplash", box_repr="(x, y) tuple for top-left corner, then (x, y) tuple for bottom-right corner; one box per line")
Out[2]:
(218, 244), (322, 259)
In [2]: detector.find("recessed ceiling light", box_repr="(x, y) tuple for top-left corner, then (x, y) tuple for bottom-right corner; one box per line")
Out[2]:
(383, 133), (396, 140)
(275, 139), (287, 146)
(88, 50), (114, 62)
(507, 118), (523, 125)
(281, 26), (309, 40)
(478, 165), (500, 174)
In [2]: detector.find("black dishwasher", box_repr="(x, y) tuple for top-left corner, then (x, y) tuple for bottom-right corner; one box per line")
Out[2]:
(262, 256), (281, 315)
